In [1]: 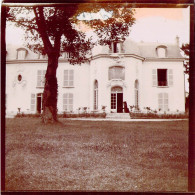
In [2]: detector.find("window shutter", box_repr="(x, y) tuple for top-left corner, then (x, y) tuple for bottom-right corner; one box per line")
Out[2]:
(31, 94), (36, 111)
(116, 43), (119, 53)
(64, 70), (68, 86)
(168, 69), (173, 86)
(37, 70), (46, 87)
(152, 69), (157, 86)
(63, 93), (67, 111)
(42, 70), (46, 86)
(69, 70), (74, 87)
(109, 43), (112, 53)
(121, 42), (125, 53)
(164, 93), (169, 111)
(37, 70), (42, 87)
(158, 93), (163, 110)
(69, 93), (73, 111)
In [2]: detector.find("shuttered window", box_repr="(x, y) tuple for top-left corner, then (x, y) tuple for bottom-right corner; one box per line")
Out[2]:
(153, 69), (173, 87)
(63, 93), (73, 111)
(64, 70), (74, 87)
(31, 94), (36, 111)
(158, 93), (168, 111)
(37, 70), (46, 87)
(109, 42), (123, 53)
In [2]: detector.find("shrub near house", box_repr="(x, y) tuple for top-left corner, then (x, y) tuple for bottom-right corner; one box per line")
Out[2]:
(129, 106), (188, 119)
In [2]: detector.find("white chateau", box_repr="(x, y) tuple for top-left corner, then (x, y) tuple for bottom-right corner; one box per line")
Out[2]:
(6, 37), (186, 116)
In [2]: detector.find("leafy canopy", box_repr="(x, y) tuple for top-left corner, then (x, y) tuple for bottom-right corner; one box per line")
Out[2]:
(7, 4), (136, 64)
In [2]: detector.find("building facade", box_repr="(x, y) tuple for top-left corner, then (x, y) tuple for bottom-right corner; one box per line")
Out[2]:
(6, 38), (185, 115)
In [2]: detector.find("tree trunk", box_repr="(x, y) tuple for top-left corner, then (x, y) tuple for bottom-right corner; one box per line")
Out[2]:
(42, 53), (59, 123)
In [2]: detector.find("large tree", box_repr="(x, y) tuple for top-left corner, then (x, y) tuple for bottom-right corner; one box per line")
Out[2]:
(7, 3), (135, 123)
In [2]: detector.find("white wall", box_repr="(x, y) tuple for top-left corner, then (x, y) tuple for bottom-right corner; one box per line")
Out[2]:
(6, 61), (90, 114)
(57, 62), (90, 113)
(90, 56), (142, 112)
(141, 60), (185, 112)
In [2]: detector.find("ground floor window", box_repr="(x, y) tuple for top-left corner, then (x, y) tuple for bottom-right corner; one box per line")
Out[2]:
(94, 80), (98, 110)
(30, 93), (43, 113)
(158, 93), (168, 111)
(63, 93), (73, 112)
(134, 80), (139, 109)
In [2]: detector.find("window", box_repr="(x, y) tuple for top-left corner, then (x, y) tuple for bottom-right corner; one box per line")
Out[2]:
(111, 86), (123, 110)
(63, 93), (73, 112)
(109, 42), (124, 53)
(152, 69), (173, 87)
(37, 70), (46, 87)
(94, 80), (98, 110)
(158, 69), (167, 86)
(156, 46), (167, 58)
(18, 74), (22, 82)
(64, 70), (74, 87)
(64, 52), (71, 59)
(111, 93), (116, 109)
(17, 48), (28, 60)
(109, 66), (125, 80)
(158, 93), (168, 112)
(134, 80), (139, 109)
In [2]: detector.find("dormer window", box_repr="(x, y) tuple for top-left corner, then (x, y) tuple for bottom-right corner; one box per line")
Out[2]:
(64, 52), (71, 59)
(17, 48), (28, 60)
(110, 42), (124, 53)
(156, 46), (167, 58)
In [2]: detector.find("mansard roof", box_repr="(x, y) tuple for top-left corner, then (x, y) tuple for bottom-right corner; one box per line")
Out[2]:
(6, 39), (184, 61)
(137, 42), (183, 58)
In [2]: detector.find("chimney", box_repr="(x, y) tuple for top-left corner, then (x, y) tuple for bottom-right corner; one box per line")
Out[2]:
(175, 35), (179, 46)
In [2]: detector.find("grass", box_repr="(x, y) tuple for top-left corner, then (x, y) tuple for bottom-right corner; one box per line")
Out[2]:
(5, 118), (188, 192)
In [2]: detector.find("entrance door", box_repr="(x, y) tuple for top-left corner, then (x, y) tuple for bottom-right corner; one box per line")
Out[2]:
(37, 93), (43, 113)
(111, 86), (123, 113)
(117, 93), (123, 113)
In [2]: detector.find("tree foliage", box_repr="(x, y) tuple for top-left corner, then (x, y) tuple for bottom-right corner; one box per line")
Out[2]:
(7, 4), (135, 64)
(181, 43), (189, 75)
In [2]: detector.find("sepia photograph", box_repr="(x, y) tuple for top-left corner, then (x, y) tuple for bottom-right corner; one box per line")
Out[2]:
(2, 1), (194, 192)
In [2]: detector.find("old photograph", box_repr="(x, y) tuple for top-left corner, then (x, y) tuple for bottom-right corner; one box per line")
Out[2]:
(4, 2), (191, 192)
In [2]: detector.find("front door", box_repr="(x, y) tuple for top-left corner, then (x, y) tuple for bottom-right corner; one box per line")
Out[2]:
(117, 93), (123, 113)
(111, 86), (123, 113)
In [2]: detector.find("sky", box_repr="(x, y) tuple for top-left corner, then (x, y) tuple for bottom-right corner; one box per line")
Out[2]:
(6, 7), (190, 47)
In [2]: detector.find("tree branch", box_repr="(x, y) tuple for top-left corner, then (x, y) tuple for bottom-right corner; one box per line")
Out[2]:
(33, 7), (53, 54)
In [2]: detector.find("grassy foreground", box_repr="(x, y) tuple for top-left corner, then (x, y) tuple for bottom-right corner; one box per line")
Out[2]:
(5, 118), (188, 192)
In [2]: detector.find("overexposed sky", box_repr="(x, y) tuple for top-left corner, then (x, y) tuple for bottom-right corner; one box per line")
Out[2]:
(6, 7), (190, 46)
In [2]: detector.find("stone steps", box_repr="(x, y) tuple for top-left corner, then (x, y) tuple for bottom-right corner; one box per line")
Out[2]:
(106, 113), (130, 119)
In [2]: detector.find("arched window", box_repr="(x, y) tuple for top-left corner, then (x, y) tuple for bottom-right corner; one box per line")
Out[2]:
(156, 45), (167, 58)
(134, 80), (139, 110)
(94, 80), (98, 110)
(16, 48), (28, 60)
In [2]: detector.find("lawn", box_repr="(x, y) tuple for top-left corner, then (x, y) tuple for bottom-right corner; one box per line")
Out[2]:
(5, 118), (188, 192)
